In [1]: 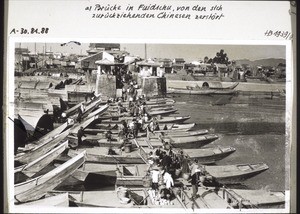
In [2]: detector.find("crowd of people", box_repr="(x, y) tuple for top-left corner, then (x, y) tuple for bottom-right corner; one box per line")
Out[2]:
(144, 146), (207, 203)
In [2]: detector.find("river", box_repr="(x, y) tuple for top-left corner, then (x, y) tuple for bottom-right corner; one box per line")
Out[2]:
(171, 93), (287, 191)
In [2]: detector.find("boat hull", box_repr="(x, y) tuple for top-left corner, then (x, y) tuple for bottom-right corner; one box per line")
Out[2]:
(205, 163), (269, 184)
(185, 147), (236, 164)
(14, 152), (85, 203)
(164, 134), (219, 149)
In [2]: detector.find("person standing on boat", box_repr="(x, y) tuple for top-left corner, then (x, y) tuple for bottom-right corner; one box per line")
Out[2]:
(163, 170), (174, 189)
(129, 101), (136, 117)
(151, 166), (160, 191)
(153, 117), (160, 131)
(77, 126), (86, 147)
(105, 130), (113, 144)
(148, 117), (158, 132)
(155, 146), (163, 158)
(131, 118), (139, 138)
(77, 106), (83, 123)
(144, 113), (149, 123)
(80, 102), (85, 112)
(133, 83), (138, 101)
(128, 82), (135, 101)
(134, 104), (140, 117)
(190, 159), (200, 199)
(117, 102), (127, 115)
(84, 94), (89, 103)
(139, 102), (148, 117)
(121, 120), (129, 138)
(161, 151), (172, 172)
(90, 91), (96, 101)
(122, 84), (128, 101)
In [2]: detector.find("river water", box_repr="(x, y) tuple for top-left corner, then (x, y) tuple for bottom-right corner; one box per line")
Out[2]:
(170, 93), (287, 191)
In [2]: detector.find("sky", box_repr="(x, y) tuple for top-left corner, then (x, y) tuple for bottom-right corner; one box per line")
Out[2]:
(18, 42), (286, 62)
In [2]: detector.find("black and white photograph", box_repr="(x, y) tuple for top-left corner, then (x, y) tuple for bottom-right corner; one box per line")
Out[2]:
(4, 1), (295, 213)
(11, 42), (290, 211)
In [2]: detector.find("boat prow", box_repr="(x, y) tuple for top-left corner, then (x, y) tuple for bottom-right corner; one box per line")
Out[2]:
(205, 162), (269, 184)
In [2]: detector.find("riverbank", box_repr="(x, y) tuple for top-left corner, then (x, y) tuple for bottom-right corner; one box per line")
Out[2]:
(167, 80), (285, 92)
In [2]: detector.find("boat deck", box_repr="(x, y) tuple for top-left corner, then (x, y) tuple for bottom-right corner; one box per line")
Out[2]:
(178, 178), (232, 209)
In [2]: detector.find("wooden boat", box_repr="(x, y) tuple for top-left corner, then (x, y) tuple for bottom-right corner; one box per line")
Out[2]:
(145, 104), (175, 110)
(93, 123), (196, 132)
(63, 94), (102, 117)
(15, 130), (70, 164)
(14, 151), (85, 203)
(181, 146), (236, 164)
(142, 97), (175, 105)
(80, 130), (214, 149)
(168, 87), (216, 95)
(53, 163), (118, 188)
(102, 98), (175, 106)
(204, 163), (269, 184)
(16, 193), (69, 207)
(62, 144), (234, 178)
(168, 87), (237, 95)
(99, 115), (190, 124)
(111, 103), (175, 110)
(115, 164), (182, 188)
(162, 134), (219, 149)
(213, 89), (237, 95)
(217, 188), (285, 208)
(30, 122), (69, 146)
(221, 82), (239, 90)
(85, 104), (109, 119)
(15, 141), (69, 183)
(108, 106), (175, 113)
(82, 128), (208, 141)
(60, 186), (233, 209)
(158, 123), (195, 131)
(155, 129), (208, 136)
(67, 189), (182, 208)
(148, 108), (177, 116)
(67, 146), (150, 164)
(16, 114), (99, 164)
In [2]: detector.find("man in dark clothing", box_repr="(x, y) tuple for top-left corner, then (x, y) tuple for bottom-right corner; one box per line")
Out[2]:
(191, 171), (199, 199)
(105, 130), (113, 143)
(77, 107), (83, 122)
(155, 147), (162, 157)
(121, 120), (129, 137)
(161, 151), (172, 171)
(132, 118), (139, 138)
(77, 127), (86, 147)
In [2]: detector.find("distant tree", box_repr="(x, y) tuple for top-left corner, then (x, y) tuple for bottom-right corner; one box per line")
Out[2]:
(212, 49), (229, 65)
(204, 56), (209, 63)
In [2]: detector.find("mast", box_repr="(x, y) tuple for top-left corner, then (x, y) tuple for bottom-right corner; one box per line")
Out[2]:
(34, 43), (37, 69)
(19, 43), (22, 72)
(144, 43), (147, 60)
(44, 43), (46, 68)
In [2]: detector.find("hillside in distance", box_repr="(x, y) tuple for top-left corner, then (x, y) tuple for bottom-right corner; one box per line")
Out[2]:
(235, 58), (286, 68)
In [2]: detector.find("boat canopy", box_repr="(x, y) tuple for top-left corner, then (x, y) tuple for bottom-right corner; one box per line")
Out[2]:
(201, 81), (223, 89)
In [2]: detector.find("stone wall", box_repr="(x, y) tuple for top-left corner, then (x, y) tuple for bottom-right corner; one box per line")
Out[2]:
(96, 74), (116, 98)
(141, 76), (166, 97)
